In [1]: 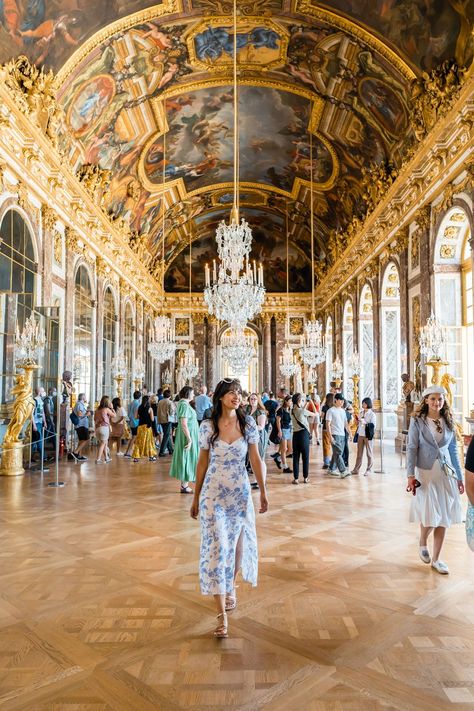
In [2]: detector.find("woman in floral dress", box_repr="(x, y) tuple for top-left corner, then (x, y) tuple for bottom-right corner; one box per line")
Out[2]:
(190, 378), (268, 639)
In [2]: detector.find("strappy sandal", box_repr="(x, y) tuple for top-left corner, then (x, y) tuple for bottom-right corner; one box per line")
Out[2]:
(214, 612), (228, 638)
(225, 586), (238, 611)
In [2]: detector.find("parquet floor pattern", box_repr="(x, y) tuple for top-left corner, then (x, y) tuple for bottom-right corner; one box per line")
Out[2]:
(1, 443), (474, 710)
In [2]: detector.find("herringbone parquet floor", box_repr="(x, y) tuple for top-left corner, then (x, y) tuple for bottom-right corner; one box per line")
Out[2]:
(1, 441), (473, 710)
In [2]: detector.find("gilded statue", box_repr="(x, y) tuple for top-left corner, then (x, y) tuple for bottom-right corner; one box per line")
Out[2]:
(76, 163), (112, 203)
(440, 372), (456, 408)
(2, 55), (62, 148)
(361, 161), (398, 214)
(409, 60), (466, 141)
(3, 371), (34, 445)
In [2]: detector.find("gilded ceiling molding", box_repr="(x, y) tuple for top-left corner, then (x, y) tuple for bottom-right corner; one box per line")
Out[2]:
(295, 0), (416, 82)
(54, 0), (182, 88)
(316, 72), (474, 312)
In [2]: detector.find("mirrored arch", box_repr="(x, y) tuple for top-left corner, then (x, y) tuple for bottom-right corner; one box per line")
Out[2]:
(359, 284), (374, 400)
(74, 264), (94, 402)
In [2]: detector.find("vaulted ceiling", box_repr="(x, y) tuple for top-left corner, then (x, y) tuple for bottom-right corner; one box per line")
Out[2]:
(1, 1), (472, 292)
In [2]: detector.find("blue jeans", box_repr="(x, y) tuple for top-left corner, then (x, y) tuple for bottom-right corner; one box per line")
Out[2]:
(32, 421), (44, 455)
(330, 434), (346, 473)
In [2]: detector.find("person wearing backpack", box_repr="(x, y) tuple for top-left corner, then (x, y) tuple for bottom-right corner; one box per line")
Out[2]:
(70, 393), (91, 461)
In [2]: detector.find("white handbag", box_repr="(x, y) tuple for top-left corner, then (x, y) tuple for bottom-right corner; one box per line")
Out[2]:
(466, 503), (474, 552)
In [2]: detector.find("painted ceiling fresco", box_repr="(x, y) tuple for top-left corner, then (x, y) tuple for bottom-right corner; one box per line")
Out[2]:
(2, 0), (473, 291)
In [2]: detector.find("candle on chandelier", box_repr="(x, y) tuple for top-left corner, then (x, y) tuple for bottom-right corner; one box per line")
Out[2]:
(258, 263), (263, 285)
(205, 263), (210, 287)
(212, 259), (217, 283)
(253, 260), (257, 283)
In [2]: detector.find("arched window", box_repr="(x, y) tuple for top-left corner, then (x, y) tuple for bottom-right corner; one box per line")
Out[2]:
(145, 318), (154, 391)
(434, 207), (471, 421)
(0, 209), (37, 403)
(123, 302), (134, 400)
(74, 265), (94, 402)
(102, 288), (116, 395)
(359, 284), (374, 400)
(325, 317), (333, 393)
(381, 263), (401, 434)
(342, 301), (354, 400)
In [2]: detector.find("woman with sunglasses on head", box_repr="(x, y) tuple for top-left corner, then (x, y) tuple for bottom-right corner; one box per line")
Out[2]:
(190, 378), (268, 639)
(406, 385), (464, 574)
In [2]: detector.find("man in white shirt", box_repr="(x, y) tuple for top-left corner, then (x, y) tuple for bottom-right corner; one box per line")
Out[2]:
(326, 393), (351, 478)
(194, 385), (212, 425)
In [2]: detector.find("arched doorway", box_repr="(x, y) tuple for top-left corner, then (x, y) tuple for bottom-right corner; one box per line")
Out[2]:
(434, 206), (472, 424)
(219, 326), (259, 393)
(74, 265), (94, 402)
(102, 287), (116, 396)
(0, 208), (37, 403)
(123, 302), (135, 401)
(359, 284), (374, 400)
(342, 300), (354, 400)
(380, 262), (401, 434)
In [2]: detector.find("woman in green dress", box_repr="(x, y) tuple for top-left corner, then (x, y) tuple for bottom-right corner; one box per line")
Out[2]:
(169, 385), (199, 493)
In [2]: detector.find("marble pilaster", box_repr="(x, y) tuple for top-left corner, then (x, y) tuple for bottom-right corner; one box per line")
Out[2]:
(261, 314), (272, 392)
(205, 318), (218, 389)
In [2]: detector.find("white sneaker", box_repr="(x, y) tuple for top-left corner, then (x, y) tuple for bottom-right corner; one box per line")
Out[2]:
(419, 547), (431, 564)
(431, 560), (449, 575)
(95, 459), (104, 464)
(116, 452), (124, 457)
(340, 470), (351, 479)
(328, 469), (340, 477)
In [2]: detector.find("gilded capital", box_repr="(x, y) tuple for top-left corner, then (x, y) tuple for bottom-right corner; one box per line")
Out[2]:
(65, 226), (79, 252)
(415, 206), (431, 231)
(41, 204), (57, 232)
(96, 256), (109, 279)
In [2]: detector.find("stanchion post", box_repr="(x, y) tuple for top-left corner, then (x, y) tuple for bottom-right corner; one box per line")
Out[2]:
(375, 421), (385, 474)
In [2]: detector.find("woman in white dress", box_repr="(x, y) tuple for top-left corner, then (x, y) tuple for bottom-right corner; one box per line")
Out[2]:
(406, 385), (464, 574)
(190, 378), (268, 639)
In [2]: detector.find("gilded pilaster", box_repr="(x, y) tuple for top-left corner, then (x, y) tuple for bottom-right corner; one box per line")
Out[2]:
(261, 314), (272, 392)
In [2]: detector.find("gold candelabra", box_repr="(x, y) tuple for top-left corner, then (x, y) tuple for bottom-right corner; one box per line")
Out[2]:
(114, 374), (124, 399)
(1, 315), (45, 477)
(427, 358), (449, 386)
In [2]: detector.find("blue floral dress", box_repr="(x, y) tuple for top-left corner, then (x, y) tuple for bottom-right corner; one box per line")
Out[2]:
(198, 416), (260, 595)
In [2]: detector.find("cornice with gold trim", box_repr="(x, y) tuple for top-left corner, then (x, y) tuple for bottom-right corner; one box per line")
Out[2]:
(316, 72), (474, 312)
(0, 81), (163, 309)
(163, 292), (313, 315)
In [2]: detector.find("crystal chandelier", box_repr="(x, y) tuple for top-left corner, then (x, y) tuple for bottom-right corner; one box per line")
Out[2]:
(203, 0), (265, 328)
(179, 346), (199, 382)
(300, 319), (326, 368)
(15, 314), (46, 366)
(280, 209), (299, 379)
(299, 131), (326, 369)
(133, 356), (146, 389)
(148, 315), (176, 363)
(111, 348), (127, 378)
(419, 312), (447, 361)
(348, 349), (361, 376)
(279, 343), (298, 378)
(331, 357), (343, 382)
(221, 327), (256, 373)
(148, 98), (176, 364)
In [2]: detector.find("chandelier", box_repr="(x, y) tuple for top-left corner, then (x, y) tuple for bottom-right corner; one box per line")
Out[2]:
(221, 327), (256, 373)
(179, 346), (199, 382)
(111, 348), (127, 378)
(148, 99), (176, 364)
(419, 312), (446, 361)
(299, 131), (326, 369)
(148, 315), (176, 363)
(15, 314), (46, 366)
(331, 356), (343, 381)
(179, 206), (200, 383)
(279, 343), (298, 378)
(348, 349), (361, 376)
(203, 0), (265, 328)
(279, 209), (298, 378)
(300, 319), (326, 368)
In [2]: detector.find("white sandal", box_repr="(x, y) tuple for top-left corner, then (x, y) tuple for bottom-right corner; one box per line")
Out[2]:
(225, 586), (238, 611)
(214, 612), (228, 638)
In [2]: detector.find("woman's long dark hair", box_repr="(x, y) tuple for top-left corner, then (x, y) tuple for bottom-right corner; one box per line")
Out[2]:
(209, 379), (247, 447)
(112, 397), (121, 412)
(414, 396), (454, 430)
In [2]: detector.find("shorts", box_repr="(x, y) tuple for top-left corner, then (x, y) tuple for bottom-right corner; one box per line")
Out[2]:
(130, 426), (138, 436)
(281, 428), (292, 441)
(76, 426), (90, 442)
(95, 425), (110, 443)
